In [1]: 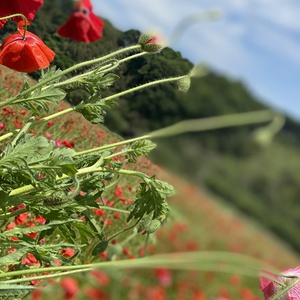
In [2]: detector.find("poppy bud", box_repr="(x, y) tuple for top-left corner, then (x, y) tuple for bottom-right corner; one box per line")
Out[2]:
(177, 76), (191, 93)
(138, 212), (154, 232)
(145, 219), (162, 234)
(139, 34), (164, 53)
(43, 191), (68, 206)
(250, 115), (285, 148)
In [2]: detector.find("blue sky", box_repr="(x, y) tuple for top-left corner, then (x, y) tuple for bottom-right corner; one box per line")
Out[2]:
(92, 0), (300, 120)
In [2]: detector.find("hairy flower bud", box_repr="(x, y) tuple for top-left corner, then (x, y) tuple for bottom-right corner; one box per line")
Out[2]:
(145, 219), (162, 234)
(43, 191), (68, 206)
(138, 212), (154, 233)
(139, 34), (164, 53)
(177, 76), (191, 93)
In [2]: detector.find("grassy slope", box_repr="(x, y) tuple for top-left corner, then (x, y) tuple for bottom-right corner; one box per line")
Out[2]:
(1, 65), (299, 299)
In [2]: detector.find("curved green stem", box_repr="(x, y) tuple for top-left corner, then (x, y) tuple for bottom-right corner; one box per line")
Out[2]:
(270, 276), (300, 300)
(148, 110), (276, 138)
(103, 75), (187, 102)
(0, 14), (27, 39)
(0, 251), (276, 282)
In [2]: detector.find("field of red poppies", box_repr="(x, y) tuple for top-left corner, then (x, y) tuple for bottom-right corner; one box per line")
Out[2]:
(0, 64), (299, 300)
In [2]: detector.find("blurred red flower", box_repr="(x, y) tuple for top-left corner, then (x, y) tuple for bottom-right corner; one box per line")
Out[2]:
(56, 0), (104, 43)
(155, 268), (172, 287)
(0, 0), (43, 28)
(60, 277), (79, 300)
(61, 248), (76, 258)
(0, 22), (55, 72)
(260, 267), (300, 299)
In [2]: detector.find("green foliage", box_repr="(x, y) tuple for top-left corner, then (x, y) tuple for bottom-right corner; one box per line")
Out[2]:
(127, 177), (174, 222)
(126, 140), (156, 163)
(0, 284), (34, 299)
(75, 93), (109, 124)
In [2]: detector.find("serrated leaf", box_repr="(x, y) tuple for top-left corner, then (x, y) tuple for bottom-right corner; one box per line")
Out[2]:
(0, 284), (34, 297)
(0, 247), (29, 266)
(0, 219), (81, 239)
(0, 135), (49, 169)
(127, 140), (156, 163)
(39, 66), (62, 84)
(16, 85), (66, 113)
(31, 86), (66, 102)
(27, 143), (54, 164)
(127, 179), (171, 222)
(75, 97), (106, 124)
(98, 73), (119, 88)
(50, 147), (75, 163)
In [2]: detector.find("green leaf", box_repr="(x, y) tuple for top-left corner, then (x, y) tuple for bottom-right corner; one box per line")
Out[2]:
(0, 219), (81, 239)
(127, 140), (156, 163)
(0, 284), (35, 298)
(39, 66), (62, 84)
(98, 73), (120, 88)
(0, 135), (49, 169)
(0, 247), (29, 266)
(127, 178), (172, 222)
(16, 85), (66, 113)
(50, 147), (75, 163)
(75, 96), (107, 124)
(30, 86), (66, 103)
(92, 240), (108, 255)
(72, 222), (96, 245)
(57, 225), (76, 244)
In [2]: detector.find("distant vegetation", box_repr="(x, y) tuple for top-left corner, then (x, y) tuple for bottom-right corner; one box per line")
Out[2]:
(1, 0), (300, 251)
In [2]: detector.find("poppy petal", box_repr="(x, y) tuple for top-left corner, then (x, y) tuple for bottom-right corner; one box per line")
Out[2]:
(0, 0), (43, 22)
(74, 0), (93, 11)
(0, 31), (55, 73)
(56, 11), (104, 43)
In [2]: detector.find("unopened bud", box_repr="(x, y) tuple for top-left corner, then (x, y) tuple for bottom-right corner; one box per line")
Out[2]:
(145, 219), (162, 234)
(251, 128), (273, 148)
(250, 115), (285, 148)
(139, 34), (164, 53)
(138, 212), (154, 232)
(44, 191), (68, 206)
(177, 76), (191, 93)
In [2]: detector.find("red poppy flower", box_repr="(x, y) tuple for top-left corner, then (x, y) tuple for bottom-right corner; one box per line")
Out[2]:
(0, 0), (43, 23)
(56, 0), (104, 43)
(0, 22), (55, 73)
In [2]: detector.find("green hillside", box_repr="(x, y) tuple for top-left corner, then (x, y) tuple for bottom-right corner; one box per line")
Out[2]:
(1, 0), (300, 252)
